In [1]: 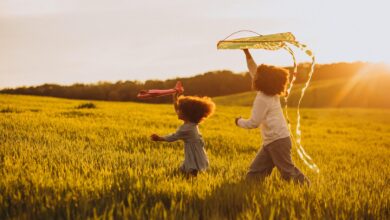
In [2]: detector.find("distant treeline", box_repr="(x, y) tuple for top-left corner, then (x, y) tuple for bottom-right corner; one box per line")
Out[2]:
(1, 71), (252, 103)
(0, 62), (369, 103)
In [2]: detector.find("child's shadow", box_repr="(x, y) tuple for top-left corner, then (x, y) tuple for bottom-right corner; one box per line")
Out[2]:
(198, 178), (270, 219)
(164, 168), (278, 218)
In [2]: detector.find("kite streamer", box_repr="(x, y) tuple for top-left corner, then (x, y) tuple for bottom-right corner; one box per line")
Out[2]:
(217, 31), (320, 173)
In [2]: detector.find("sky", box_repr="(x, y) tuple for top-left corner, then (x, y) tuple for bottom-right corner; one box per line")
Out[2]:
(0, 0), (389, 88)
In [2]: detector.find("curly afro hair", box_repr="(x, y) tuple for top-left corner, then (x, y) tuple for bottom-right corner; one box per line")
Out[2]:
(253, 64), (289, 96)
(177, 96), (215, 124)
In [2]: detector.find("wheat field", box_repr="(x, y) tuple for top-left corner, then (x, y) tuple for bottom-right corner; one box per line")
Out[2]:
(0, 94), (389, 219)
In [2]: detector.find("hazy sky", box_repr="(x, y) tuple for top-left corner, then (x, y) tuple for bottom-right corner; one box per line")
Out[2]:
(0, 0), (389, 88)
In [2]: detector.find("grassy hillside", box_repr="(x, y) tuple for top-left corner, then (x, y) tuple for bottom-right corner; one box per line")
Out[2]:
(214, 76), (390, 108)
(2, 62), (389, 106)
(0, 94), (389, 219)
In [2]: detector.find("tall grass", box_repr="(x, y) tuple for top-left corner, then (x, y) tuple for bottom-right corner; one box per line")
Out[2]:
(0, 94), (389, 219)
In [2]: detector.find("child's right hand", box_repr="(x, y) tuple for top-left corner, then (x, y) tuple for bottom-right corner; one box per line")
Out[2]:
(243, 49), (253, 59)
(151, 134), (162, 141)
(235, 116), (242, 126)
(174, 81), (184, 95)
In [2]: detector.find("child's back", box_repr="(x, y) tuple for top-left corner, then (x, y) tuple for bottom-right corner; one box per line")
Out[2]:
(164, 122), (209, 173)
(151, 94), (215, 177)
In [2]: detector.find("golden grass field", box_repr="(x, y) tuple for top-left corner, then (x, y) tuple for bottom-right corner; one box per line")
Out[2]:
(0, 94), (389, 219)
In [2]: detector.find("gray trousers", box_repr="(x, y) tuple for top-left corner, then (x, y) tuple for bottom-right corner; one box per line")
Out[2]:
(246, 137), (310, 185)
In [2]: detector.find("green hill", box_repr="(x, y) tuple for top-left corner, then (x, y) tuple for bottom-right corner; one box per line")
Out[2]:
(3, 62), (389, 106)
(2, 62), (390, 108)
(214, 74), (390, 108)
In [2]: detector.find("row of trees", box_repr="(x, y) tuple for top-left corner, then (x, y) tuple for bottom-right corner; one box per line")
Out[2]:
(1, 70), (252, 103)
(0, 62), (369, 103)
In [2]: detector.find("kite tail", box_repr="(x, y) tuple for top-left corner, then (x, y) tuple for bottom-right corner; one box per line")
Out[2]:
(282, 45), (297, 144)
(285, 42), (320, 173)
(294, 42), (320, 173)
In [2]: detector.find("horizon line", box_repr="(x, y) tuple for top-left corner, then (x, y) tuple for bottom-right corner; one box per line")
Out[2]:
(0, 61), (381, 90)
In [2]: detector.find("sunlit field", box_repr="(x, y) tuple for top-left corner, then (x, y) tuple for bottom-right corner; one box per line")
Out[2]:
(0, 94), (389, 219)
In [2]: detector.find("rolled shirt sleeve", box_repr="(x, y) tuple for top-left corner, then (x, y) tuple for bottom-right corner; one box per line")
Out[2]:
(237, 94), (268, 129)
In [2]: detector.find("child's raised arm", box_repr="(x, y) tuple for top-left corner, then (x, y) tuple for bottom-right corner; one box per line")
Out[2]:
(243, 49), (257, 79)
(172, 81), (184, 112)
(173, 93), (179, 112)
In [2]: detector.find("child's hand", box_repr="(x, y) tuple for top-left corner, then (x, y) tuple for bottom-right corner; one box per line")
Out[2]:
(242, 49), (250, 55)
(235, 116), (242, 126)
(174, 81), (184, 95)
(151, 134), (162, 141)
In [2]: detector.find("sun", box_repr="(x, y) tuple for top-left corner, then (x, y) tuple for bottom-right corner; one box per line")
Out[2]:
(332, 63), (390, 107)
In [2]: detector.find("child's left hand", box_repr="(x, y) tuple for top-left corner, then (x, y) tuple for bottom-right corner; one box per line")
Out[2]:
(151, 134), (162, 141)
(235, 116), (242, 126)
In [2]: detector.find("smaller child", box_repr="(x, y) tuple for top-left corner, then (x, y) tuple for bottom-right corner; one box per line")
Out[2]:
(151, 90), (215, 178)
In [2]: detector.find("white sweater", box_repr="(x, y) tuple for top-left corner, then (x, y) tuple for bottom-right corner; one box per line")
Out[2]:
(237, 54), (290, 146)
(237, 91), (290, 146)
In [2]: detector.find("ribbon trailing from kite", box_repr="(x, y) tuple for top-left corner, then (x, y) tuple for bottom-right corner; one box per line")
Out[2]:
(137, 81), (184, 99)
(218, 31), (320, 173)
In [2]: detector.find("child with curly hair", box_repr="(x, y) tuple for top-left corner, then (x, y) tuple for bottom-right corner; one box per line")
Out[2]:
(151, 87), (215, 177)
(236, 49), (310, 185)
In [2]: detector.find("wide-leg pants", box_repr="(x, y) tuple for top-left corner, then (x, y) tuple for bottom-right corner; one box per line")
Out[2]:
(246, 137), (310, 185)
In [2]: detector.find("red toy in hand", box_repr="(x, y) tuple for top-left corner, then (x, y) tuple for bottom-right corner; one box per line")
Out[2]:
(137, 81), (184, 99)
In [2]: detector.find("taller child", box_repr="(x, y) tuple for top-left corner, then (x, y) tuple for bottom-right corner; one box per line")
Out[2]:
(236, 49), (309, 184)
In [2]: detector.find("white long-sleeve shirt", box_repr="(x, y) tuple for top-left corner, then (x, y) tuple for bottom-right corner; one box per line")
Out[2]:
(237, 91), (290, 146)
(237, 54), (290, 146)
